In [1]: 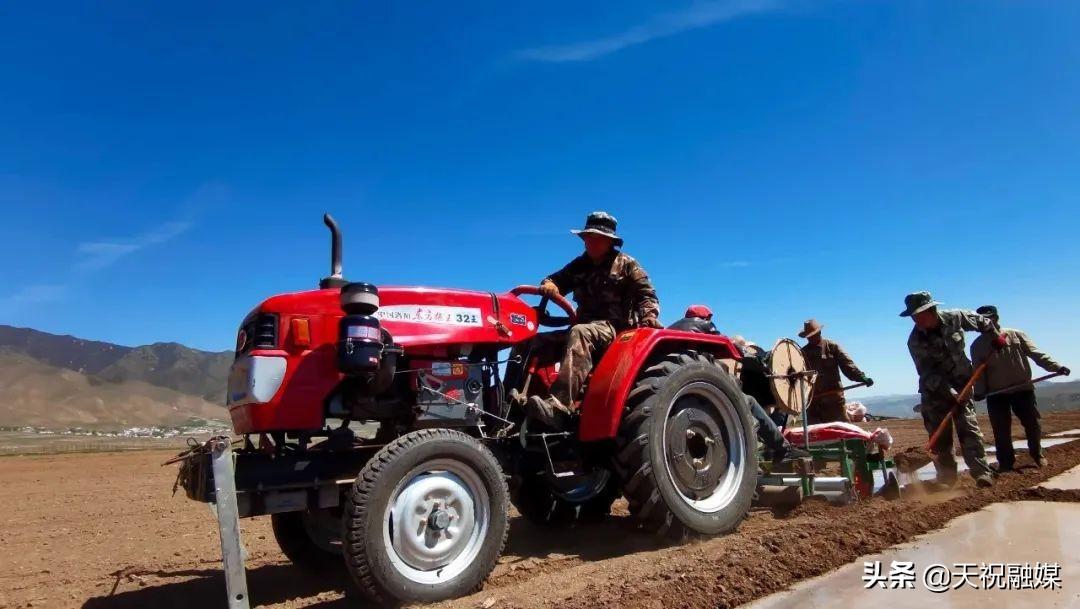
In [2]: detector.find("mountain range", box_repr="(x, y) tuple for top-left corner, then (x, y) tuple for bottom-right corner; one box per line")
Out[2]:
(0, 325), (232, 430)
(1, 324), (1076, 430)
(859, 381), (1080, 418)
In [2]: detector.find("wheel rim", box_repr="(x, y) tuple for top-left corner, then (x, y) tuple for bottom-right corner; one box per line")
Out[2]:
(661, 381), (747, 513)
(383, 459), (490, 584)
(548, 468), (612, 503)
(302, 509), (342, 554)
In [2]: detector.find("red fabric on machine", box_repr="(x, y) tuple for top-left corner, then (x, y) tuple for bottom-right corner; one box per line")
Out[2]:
(783, 422), (893, 450)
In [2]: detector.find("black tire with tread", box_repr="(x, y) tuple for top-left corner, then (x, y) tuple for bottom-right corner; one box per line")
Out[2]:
(270, 511), (341, 571)
(614, 351), (757, 540)
(511, 468), (621, 526)
(343, 428), (509, 605)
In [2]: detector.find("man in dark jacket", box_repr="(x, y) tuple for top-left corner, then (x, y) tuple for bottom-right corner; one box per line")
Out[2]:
(971, 305), (1071, 470)
(670, 306), (810, 463)
(669, 304), (719, 334)
(799, 319), (873, 424)
(524, 211), (662, 429)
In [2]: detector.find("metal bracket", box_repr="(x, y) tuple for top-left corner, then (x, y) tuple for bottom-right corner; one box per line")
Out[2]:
(790, 456), (814, 477)
(211, 438), (251, 609)
(536, 431), (575, 478)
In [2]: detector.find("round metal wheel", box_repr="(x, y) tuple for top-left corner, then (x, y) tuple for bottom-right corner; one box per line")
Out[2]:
(301, 508), (343, 554)
(384, 459), (490, 584)
(616, 351), (757, 538)
(343, 428), (509, 604)
(768, 338), (814, 414)
(271, 509), (342, 570)
(511, 454), (620, 526)
(663, 382), (747, 513)
(549, 468), (613, 503)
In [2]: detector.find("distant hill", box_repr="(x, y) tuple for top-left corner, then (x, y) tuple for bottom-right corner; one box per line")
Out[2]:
(0, 352), (226, 429)
(860, 380), (1080, 418)
(859, 394), (921, 419)
(1022, 380), (1080, 413)
(0, 325), (127, 374)
(0, 325), (232, 402)
(96, 343), (233, 402)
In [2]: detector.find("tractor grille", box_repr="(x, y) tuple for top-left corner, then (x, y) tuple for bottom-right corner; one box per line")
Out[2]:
(238, 313), (279, 353)
(253, 314), (279, 348)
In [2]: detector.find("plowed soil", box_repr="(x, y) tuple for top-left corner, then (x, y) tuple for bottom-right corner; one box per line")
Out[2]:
(3, 412), (1080, 609)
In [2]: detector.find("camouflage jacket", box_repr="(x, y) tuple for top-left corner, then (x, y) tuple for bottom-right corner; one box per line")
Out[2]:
(972, 328), (1064, 395)
(802, 338), (867, 396)
(907, 309), (996, 396)
(545, 250), (660, 330)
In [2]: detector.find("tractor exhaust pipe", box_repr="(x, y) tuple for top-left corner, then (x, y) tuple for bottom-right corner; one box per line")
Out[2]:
(320, 213), (347, 288)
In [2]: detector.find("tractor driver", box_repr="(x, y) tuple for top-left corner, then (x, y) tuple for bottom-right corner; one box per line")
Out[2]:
(523, 211), (662, 429)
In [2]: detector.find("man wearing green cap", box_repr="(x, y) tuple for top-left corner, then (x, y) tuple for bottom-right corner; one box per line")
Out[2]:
(524, 211), (661, 429)
(971, 305), (1070, 471)
(902, 291), (1004, 487)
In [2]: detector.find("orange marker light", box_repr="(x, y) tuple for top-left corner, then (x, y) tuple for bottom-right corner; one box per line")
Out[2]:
(290, 317), (311, 347)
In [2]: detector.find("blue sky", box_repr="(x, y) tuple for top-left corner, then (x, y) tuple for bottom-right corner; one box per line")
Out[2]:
(2, 1), (1078, 396)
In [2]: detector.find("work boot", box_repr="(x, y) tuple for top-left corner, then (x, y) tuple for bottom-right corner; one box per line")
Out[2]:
(936, 472), (959, 488)
(524, 395), (571, 430)
(975, 475), (994, 489)
(773, 443), (812, 464)
(1036, 456), (1049, 468)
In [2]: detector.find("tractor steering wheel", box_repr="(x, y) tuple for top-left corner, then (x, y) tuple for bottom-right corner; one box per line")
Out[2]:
(510, 285), (577, 328)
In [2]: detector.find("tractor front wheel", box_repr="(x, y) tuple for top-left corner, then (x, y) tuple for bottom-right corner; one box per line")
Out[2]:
(271, 509), (342, 570)
(343, 429), (509, 604)
(615, 351), (757, 539)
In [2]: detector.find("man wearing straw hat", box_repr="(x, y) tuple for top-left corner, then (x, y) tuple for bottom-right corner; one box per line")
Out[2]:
(523, 211), (661, 429)
(799, 319), (872, 424)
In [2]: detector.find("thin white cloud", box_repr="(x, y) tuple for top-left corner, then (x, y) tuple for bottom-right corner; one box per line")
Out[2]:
(4, 188), (211, 319)
(517, 0), (783, 63)
(0, 284), (67, 317)
(76, 221), (191, 271)
(0, 284), (67, 307)
(719, 260), (751, 268)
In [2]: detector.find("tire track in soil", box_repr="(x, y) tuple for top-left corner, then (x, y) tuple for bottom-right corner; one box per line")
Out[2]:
(437, 439), (1080, 609)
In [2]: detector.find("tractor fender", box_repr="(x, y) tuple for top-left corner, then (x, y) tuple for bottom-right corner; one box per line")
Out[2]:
(577, 328), (742, 442)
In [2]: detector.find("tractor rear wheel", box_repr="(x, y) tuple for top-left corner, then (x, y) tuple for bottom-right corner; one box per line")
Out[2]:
(343, 429), (509, 604)
(614, 351), (757, 539)
(511, 466), (620, 526)
(271, 509), (342, 570)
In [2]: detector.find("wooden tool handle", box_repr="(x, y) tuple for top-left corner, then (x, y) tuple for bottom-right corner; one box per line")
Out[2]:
(983, 371), (1064, 399)
(813, 381), (868, 401)
(924, 362), (989, 453)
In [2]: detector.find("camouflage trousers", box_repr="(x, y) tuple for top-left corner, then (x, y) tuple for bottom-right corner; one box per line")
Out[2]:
(548, 321), (617, 413)
(920, 394), (991, 483)
(806, 395), (848, 424)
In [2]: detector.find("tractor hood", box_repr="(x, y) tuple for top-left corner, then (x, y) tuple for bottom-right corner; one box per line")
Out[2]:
(254, 286), (540, 350)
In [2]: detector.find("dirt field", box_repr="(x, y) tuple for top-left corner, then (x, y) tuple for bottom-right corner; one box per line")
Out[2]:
(0, 431), (198, 457)
(3, 412), (1080, 609)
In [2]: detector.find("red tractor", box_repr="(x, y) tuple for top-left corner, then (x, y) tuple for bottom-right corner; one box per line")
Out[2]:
(178, 215), (757, 604)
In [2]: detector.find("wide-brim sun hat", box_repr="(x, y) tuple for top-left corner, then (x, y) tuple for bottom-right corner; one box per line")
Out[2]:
(798, 319), (823, 338)
(570, 211), (623, 247)
(899, 291), (942, 317)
